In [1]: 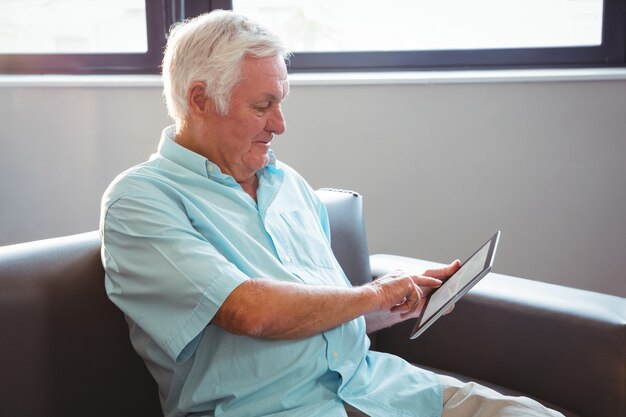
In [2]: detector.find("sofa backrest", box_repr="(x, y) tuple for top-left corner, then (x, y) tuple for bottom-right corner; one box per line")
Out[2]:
(0, 188), (371, 417)
(0, 231), (163, 417)
(317, 188), (372, 286)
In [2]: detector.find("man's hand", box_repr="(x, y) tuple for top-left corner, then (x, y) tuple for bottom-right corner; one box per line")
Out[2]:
(212, 260), (461, 340)
(421, 260), (462, 315)
(370, 270), (442, 317)
(364, 260), (461, 332)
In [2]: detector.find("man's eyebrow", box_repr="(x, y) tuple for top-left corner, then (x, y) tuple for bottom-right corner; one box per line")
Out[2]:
(259, 92), (288, 102)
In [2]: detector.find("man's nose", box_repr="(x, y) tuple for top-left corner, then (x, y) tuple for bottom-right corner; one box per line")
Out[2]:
(266, 105), (286, 135)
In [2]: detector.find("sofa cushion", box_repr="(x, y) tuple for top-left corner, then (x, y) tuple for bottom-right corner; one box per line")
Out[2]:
(0, 232), (162, 417)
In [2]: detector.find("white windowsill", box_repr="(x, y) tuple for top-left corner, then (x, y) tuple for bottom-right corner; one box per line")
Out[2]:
(290, 67), (626, 85)
(1, 67), (626, 88)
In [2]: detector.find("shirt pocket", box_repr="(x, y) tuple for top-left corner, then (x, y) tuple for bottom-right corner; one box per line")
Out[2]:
(278, 210), (336, 269)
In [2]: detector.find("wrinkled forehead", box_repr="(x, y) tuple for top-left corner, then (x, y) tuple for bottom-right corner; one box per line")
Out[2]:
(236, 54), (290, 97)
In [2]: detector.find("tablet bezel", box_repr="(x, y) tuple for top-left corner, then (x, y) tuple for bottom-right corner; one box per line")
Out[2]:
(409, 231), (500, 340)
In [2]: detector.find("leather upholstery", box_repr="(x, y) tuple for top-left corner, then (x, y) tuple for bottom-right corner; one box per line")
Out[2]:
(0, 189), (623, 417)
(371, 255), (626, 417)
(317, 188), (372, 287)
(0, 232), (162, 417)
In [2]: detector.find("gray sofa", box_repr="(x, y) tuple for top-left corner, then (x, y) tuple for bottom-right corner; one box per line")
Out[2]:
(0, 188), (624, 417)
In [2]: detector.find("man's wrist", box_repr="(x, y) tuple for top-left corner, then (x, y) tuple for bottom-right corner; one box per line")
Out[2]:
(354, 283), (383, 314)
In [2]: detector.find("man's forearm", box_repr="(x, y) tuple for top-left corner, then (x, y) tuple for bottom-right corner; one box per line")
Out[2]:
(212, 268), (444, 339)
(212, 279), (380, 339)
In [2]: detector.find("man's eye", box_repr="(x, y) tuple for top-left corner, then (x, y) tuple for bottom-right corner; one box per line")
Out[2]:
(253, 103), (271, 111)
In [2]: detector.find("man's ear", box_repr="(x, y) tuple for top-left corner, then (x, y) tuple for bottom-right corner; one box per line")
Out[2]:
(187, 82), (212, 119)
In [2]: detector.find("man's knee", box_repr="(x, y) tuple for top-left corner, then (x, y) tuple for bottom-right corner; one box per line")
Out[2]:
(439, 374), (564, 417)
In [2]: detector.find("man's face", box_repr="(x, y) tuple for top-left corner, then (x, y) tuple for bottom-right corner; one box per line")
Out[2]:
(203, 54), (289, 183)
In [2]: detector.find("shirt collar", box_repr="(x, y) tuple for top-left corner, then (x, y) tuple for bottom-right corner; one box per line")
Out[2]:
(156, 125), (278, 183)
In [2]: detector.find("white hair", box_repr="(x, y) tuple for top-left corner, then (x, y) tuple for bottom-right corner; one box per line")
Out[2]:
(162, 10), (290, 122)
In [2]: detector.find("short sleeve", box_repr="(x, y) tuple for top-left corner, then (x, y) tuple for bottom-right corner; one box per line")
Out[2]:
(102, 192), (249, 363)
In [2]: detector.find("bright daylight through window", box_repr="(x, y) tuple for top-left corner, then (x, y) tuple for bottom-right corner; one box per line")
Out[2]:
(0, 0), (147, 54)
(233, 0), (603, 52)
(0, 0), (619, 74)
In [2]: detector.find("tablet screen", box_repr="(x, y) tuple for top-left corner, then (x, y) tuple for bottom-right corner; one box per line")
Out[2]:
(410, 231), (500, 339)
(421, 241), (491, 324)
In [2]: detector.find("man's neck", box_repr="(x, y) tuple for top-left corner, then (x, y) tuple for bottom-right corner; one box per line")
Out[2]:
(238, 175), (259, 202)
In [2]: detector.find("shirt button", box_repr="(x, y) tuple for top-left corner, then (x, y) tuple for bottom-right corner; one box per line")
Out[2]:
(207, 165), (214, 172)
(284, 256), (292, 263)
(332, 351), (339, 360)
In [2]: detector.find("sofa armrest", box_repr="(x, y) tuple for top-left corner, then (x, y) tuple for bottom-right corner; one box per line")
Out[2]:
(370, 254), (626, 417)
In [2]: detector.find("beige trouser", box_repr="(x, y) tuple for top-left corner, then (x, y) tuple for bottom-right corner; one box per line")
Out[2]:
(344, 374), (565, 417)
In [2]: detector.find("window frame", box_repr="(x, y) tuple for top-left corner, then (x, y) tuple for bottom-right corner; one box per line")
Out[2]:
(280, 0), (626, 72)
(0, 0), (623, 75)
(0, 0), (171, 75)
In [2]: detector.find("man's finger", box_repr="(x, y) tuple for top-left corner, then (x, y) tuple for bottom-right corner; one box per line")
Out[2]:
(390, 285), (422, 314)
(423, 259), (461, 279)
(412, 275), (442, 288)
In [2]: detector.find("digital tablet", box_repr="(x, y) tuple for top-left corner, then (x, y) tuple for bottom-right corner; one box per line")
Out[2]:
(410, 231), (500, 339)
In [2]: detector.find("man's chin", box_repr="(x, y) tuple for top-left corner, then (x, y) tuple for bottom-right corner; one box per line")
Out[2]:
(244, 154), (270, 172)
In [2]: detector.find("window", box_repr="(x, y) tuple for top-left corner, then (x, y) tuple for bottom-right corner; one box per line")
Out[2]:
(0, 0), (623, 74)
(0, 0), (168, 74)
(0, 0), (148, 54)
(232, 0), (625, 71)
(234, 0), (604, 52)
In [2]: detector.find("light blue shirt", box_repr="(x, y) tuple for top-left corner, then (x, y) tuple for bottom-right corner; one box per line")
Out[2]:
(100, 126), (442, 417)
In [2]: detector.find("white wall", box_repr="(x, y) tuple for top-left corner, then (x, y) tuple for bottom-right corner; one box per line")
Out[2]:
(1, 75), (625, 298)
(0, 85), (169, 245)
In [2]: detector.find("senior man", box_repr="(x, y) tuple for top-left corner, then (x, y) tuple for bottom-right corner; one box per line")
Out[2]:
(100, 10), (563, 417)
